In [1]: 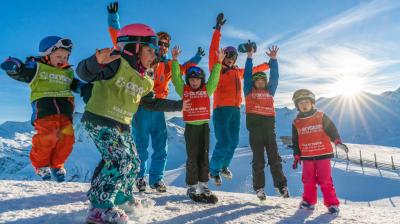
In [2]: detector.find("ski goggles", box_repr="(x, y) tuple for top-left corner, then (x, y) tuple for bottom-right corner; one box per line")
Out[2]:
(186, 66), (203, 77)
(39, 38), (73, 56)
(158, 40), (170, 48)
(117, 36), (159, 51)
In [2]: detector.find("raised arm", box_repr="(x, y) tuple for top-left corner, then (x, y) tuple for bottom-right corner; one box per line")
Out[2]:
(76, 48), (121, 82)
(209, 13), (226, 72)
(1, 57), (37, 83)
(266, 45), (279, 96)
(243, 47), (255, 96)
(107, 2), (120, 47)
(205, 48), (224, 96)
(171, 46), (185, 98)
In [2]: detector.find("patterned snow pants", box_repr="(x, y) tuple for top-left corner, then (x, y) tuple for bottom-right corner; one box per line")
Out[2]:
(84, 122), (140, 209)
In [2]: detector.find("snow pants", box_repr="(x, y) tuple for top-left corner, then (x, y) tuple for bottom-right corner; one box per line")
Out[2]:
(302, 159), (340, 207)
(246, 114), (287, 191)
(85, 122), (140, 209)
(31, 114), (74, 169)
(184, 123), (210, 185)
(131, 106), (168, 185)
(209, 106), (240, 176)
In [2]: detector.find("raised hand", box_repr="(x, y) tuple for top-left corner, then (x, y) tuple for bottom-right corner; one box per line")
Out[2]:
(107, 2), (118, 14)
(197, 47), (205, 57)
(1, 57), (22, 75)
(266, 45), (279, 59)
(172, 46), (182, 61)
(95, 48), (120, 64)
(214, 13), (226, 30)
(217, 48), (225, 63)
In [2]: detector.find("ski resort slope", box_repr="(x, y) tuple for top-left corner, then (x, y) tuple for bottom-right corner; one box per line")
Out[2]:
(0, 180), (399, 224)
(0, 143), (399, 224)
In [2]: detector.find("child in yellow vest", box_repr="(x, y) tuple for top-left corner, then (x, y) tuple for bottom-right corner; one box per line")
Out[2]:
(1, 36), (82, 182)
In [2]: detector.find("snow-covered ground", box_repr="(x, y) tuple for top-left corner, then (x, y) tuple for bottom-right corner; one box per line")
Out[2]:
(1, 180), (399, 224)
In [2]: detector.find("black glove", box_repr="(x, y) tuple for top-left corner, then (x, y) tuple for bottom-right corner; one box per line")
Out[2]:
(80, 83), (93, 104)
(197, 47), (205, 57)
(1, 57), (23, 75)
(107, 2), (118, 14)
(213, 13), (226, 30)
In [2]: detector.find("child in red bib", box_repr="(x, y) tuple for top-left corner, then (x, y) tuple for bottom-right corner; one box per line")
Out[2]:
(171, 46), (225, 204)
(292, 89), (349, 214)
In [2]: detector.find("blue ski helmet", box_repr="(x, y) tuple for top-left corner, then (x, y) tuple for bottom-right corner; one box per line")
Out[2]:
(39, 36), (73, 56)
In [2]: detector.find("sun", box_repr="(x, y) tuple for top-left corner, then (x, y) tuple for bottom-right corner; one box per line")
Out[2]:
(332, 75), (365, 96)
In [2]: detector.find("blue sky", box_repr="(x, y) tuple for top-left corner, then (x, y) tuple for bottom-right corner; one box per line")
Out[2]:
(0, 0), (399, 122)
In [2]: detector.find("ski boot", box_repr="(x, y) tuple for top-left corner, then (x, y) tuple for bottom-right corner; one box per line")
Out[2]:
(198, 183), (218, 204)
(36, 167), (51, 181)
(51, 168), (66, 182)
(221, 168), (233, 180)
(150, 180), (167, 193)
(136, 177), (147, 192)
(328, 205), (339, 215)
(299, 200), (315, 210)
(187, 185), (200, 202)
(275, 186), (290, 198)
(256, 188), (266, 201)
(209, 174), (222, 186)
(86, 206), (128, 224)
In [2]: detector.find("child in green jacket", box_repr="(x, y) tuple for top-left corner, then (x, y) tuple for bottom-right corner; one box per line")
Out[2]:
(171, 46), (224, 203)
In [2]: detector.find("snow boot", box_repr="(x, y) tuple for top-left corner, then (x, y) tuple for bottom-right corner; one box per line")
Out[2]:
(35, 167), (51, 181)
(150, 180), (167, 193)
(119, 196), (155, 214)
(51, 168), (66, 182)
(198, 183), (218, 204)
(299, 200), (315, 210)
(328, 205), (340, 215)
(187, 185), (200, 202)
(136, 177), (147, 192)
(256, 188), (266, 201)
(275, 186), (290, 198)
(86, 206), (128, 224)
(210, 174), (222, 186)
(221, 168), (233, 180)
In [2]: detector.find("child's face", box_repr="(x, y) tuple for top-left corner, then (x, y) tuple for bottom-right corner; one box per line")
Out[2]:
(297, 99), (313, 113)
(223, 57), (235, 67)
(189, 78), (202, 90)
(49, 48), (70, 68)
(254, 78), (266, 90)
(139, 45), (156, 69)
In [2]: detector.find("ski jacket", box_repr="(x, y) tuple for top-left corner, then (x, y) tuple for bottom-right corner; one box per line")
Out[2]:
(77, 53), (182, 131)
(209, 29), (270, 109)
(3, 58), (82, 123)
(108, 12), (201, 99)
(172, 60), (221, 124)
(292, 109), (341, 160)
(243, 58), (279, 117)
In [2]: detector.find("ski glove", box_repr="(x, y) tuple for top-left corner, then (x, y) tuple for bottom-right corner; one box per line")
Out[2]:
(1, 57), (22, 75)
(107, 2), (118, 14)
(197, 47), (205, 57)
(336, 143), (349, 153)
(213, 13), (226, 30)
(292, 155), (301, 169)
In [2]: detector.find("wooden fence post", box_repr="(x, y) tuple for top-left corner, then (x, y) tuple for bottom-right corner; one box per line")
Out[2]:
(392, 156), (396, 170)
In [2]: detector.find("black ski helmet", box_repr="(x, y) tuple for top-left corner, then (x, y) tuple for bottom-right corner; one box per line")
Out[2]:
(185, 66), (206, 85)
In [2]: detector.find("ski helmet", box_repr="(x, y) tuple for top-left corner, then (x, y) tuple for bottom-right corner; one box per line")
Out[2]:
(223, 46), (238, 61)
(252, 72), (268, 82)
(39, 36), (73, 56)
(185, 66), (206, 86)
(117, 23), (158, 54)
(292, 89), (316, 107)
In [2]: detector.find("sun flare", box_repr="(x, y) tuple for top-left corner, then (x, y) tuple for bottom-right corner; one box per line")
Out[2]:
(332, 75), (365, 96)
